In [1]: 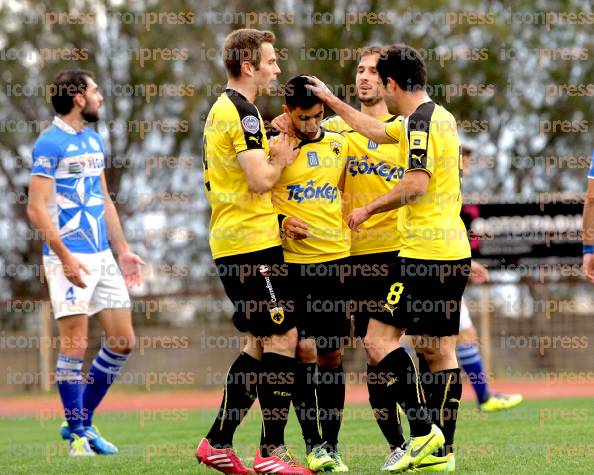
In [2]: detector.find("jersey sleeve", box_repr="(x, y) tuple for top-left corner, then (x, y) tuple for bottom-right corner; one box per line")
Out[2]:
(227, 97), (265, 153)
(589, 149), (594, 179)
(321, 115), (345, 133)
(384, 118), (402, 143)
(31, 138), (60, 178)
(404, 103), (437, 176)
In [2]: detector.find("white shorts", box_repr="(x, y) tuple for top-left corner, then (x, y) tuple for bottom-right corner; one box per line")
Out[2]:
(43, 250), (131, 319)
(459, 298), (473, 332)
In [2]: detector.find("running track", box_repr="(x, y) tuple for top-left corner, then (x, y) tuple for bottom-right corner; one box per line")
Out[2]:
(2, 381), (594, 417)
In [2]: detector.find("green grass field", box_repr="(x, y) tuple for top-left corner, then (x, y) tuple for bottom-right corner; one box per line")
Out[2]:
(0, 398), (592, 474)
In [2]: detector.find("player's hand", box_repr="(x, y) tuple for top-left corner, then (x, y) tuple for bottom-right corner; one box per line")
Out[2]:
(304, 76), (335, 103)
(269, 132), (298, 166)
(271, 113), (296, 136)
(348, 206), (371, 232)
(62, 254), (91, 289)
(583, 253), (594, 283)
(470, 260), (489, 284)
(118, 251), (146, 288)
(283, 217), (310, 240)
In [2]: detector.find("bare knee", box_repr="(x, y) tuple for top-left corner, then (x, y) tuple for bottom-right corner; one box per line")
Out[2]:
(58, 317), (88, 359)
(318, 349), (342, 368)
(262, 328), (298, 356)
(105, 333), (136, 354)
(296, 338), (317, 363)
(417, 336), (457, 371)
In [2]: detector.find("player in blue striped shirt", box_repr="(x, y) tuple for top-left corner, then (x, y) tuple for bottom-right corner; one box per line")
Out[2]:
(28, 70), (145, 457)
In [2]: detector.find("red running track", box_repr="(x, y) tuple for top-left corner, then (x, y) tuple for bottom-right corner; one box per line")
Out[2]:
(2, 381), (594, 418)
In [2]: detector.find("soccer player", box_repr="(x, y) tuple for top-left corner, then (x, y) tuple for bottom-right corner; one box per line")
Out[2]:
(306, 43), (471, 473)
(271, 75), (351, 472)
(582, 148), (594, 283)
(321, 46), (408, 456)
(195, 29), (306, 475)
(27, 70), (145, 456)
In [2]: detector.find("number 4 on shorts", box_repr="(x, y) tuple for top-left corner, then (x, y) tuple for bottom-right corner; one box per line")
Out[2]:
(65, 286), (76, 303)
(384, 282), (404, 316)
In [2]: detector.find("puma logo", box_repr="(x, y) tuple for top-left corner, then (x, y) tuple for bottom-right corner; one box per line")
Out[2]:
(384, 303), (396, 316)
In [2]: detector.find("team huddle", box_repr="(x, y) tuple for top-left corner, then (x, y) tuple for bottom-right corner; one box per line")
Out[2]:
(198, 29), (478, 474)
(28, 27), (524, 474)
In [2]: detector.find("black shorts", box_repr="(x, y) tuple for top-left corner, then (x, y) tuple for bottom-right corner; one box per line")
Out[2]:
(345, 251), (400, 338)
(374, 256), (471, 337)
(286, 258), (350, 352)
(215, 246), (295, 337)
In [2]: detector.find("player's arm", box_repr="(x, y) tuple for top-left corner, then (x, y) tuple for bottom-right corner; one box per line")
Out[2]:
(583, 170), (594, 283)
(305, 76), (394, 144)
(100, 172), (145, 287)
(238, 133), (296, 194)
(27, 175), (90, 288)
(348, 107), (435, 230)
(347, 170), (429, 231)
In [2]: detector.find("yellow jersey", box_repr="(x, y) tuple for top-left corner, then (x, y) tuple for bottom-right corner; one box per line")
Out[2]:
(203, 89), (281, 259)
(323, 114), (404, 256)
(385, 101), (471, 260)
(271, 129), (350, 263)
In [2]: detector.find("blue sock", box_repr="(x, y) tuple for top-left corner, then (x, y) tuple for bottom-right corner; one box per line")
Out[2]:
(56, 354), (85, 437)
(82, 346), (129, 427)
(456, 343), (490, 404)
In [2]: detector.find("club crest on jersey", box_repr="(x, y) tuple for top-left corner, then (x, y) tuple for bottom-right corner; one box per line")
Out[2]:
(368, 139), (379, 150)
(330, 141), (342, 157)
(270, 307), (285, 324)
(258, 264), (271, 277)
(307, 151), (319, 167)
(241, 115), (260, 134)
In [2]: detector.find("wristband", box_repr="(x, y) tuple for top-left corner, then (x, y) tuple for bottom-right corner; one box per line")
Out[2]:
(277, 214), (288, 230)
(584, 244), (594, 255)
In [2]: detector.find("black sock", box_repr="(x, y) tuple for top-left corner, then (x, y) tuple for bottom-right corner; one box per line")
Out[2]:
(206, 352), (260, 448)
(425, 368), (462, 456)
(367, 364), (405, 450)
(258, 352), (296, 456)
(376, 347), (432, 437)
(292, 362), (323, 453)
(318, 364), (346, 452)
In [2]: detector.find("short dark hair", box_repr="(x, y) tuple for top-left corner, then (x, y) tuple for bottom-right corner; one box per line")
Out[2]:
(376, 44), (426, 92)
(223, 29), (276, 78)
(50, 69), (93, 115)
(284, 75), (322, 110)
